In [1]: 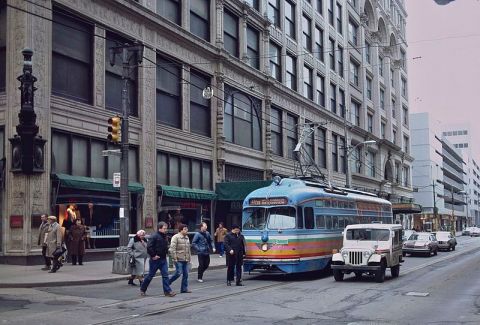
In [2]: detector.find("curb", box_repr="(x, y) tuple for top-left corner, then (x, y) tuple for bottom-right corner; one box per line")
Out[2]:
(0, 264), (227, 289)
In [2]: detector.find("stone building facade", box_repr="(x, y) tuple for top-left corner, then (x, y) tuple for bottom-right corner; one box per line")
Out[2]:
(0, 0), (412, 262)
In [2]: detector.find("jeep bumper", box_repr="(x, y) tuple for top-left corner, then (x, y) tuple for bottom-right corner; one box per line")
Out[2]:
(331, 264), (381, 272)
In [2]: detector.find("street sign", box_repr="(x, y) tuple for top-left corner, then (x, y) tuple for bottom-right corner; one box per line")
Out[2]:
(113, 172), (121, 188)
(102, 149), (121, 157)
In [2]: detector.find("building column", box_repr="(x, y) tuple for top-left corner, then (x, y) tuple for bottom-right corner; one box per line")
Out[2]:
(214, 70), (225, 182)
(215, 0), (225, 48)
(93, 27), (105, 110)
(3, 0), (51, 257)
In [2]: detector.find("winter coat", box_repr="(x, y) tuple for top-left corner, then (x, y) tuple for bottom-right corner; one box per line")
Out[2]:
(169, 233), (191, 262)
(68, 224), (87, 256)
(214, 227), (228, 242)
(146, 231), (169, 259)
(46, 222), (63, 258)
(224, 231), (246, 262)
(192, 231), (214, 255)
(38, 221), (49, 246)
(127, 236), (148, 276)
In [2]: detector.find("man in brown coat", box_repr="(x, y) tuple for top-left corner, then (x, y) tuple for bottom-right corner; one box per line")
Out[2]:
(46, 216), (63, 273)
(37, 214), (51, 271)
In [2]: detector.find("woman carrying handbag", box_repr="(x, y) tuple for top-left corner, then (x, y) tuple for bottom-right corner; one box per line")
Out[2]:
(127, 230), (148, 286)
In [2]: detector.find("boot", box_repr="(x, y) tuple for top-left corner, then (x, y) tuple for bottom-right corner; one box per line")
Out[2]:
(128, 277), (137, 286)
(72, 255), (77, 265)
(78, 255), (83, 265)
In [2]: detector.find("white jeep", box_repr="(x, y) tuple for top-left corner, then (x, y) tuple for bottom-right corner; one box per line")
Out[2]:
(331, 224), (403, 283)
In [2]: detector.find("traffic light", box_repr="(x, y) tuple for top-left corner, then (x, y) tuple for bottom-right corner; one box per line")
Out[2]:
(108, 116), (121, 143)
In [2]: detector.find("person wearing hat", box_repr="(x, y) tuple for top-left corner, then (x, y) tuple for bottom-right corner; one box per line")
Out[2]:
(37, 214), (51, 271)
(127, 229), (148, 286)
(223, 224), (246, 286)
(45, 216), (63, 273)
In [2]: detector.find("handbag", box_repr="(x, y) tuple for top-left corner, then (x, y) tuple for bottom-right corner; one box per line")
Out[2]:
(129, 254), (136, 267)
(52, 244), (67, 259)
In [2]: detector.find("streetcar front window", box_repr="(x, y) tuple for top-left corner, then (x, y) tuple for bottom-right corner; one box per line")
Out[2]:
(267, 207), (296, 230)
(242, 208), (267, 230)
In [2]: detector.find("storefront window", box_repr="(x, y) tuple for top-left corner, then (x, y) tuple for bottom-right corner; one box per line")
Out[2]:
(91, 141), (106, 178)
(52, 132), (69, 174)
(157, 152), (168, 185)
(181, 158), (191, 188)
(107, 143), (120, 178)
(72, 137), (88, 176)
(192, 160), (201, 189)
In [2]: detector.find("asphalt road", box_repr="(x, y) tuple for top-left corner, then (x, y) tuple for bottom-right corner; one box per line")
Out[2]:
(1, 236), (480, 325)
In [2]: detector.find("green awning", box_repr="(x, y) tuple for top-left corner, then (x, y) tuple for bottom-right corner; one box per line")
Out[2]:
(159, 185), (216, 200)
(54, 174), (144, 194)
(215, 180), (273, 201)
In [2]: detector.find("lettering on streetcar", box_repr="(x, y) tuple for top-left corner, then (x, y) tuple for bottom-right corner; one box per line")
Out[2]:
(249, 197), (288, 206)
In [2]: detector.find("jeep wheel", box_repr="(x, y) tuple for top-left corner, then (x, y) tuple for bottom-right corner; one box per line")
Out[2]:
(452, 245), (456, 251)
(391, 264), (400, 278)
(374, 262), (386, 283)
(333, 270), (344, 282)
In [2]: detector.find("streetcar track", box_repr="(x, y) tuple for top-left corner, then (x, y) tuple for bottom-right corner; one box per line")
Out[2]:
(88, 281), (291, 325)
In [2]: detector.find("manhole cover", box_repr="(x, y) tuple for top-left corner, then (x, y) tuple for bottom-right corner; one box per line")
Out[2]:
(405, 291), (429, 297)
(44, 300), (81, 306)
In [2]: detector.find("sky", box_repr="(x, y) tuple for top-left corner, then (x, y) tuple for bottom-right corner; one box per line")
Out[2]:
(406, 0), (480, 157)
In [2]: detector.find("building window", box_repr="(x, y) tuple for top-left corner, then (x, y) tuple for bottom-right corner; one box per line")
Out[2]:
(349, 59), (359, 86)
(379, 56), (384, 76)
(285, 0), (296, 39)
(315, 26), (324, 62)
(157, 151), (212, 190)
(286, 114), (298, 159)
(317, 0), (323, 15)
(157, 0), (181, 25)
(245, 0), (259, 10)
(304, 66), (313, 100)
(52, 10), (92, 104)
(392, 129), (397, 145)
(366, 151), (376, 177)
(224, 11), (239, 57)
(336, 3), (343, 34)
(105, 32), (138, 116)
(380, 88), (385, 110)
(268, 0), (281, 28)
(366, 76), (372, 100)
(337, 45), (344, 77)
(269, 42), (282, 81)
(156, 55), (181, 128)
(286, 53), (297, 91)
(367, 113), (373, 133)
(330, 83), (337, 114)
(392, 98), (396, 118)
(340, 136), (346, 173)
(339, 89), (345, 118)
(329, 38), (335, 71)
(0, 5), (5, 92)
(400, 49), (406, 70)
(332, 134), (338, 172)
(365, 41), (371, 64)
(390, 68), (395, 88)
(402, 166), (409, 186)
(348, 18), (358, 45)
(395, 162), (401, 184)
(381, 121), (386, 138)
(271, 106), (283, 156)
(316, 74), (325, 107)
(353, 146), (361, 173)
(190, 0), (209, 41)
(401, 78), (407, 97)
(305, 120), (315, 161)
(318, 128), (326, 168)
(225, 164), (263, 181)
(247, 26), (260, 69)
(302, 15), (312, 52)
(403, 135), (409, 154)
(350, 100), (360, 126)
(328, 0), (334, 26)
(403, 106), (408, 126)
(190, 71), (211, 137)
(224, 86), (262, 151)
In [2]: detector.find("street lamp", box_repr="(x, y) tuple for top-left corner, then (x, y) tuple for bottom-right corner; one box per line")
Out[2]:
(345, 140), (376, 188)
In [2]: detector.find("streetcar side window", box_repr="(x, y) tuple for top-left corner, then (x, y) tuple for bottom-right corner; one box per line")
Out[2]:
(326, 216), (333, 229)
(331, 216), (338, 229)
(315, 215), (325, 229)
(297, 207), (304, 229)
(304, 207), (314, 229)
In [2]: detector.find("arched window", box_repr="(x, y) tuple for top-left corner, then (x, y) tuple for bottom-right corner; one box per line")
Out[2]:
(224, 87), (262, 150)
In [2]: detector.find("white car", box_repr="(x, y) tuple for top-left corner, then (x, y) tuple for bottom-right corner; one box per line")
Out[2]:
(463, 227), (475, 236)
(470, 227), (480, 237)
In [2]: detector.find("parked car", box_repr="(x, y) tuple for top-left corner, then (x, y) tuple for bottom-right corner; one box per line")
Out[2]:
(402, 232), (439, 257)
(470, 227), (480, 237)
(434, 231), (457, 251)
(462, 227), (474, 236)
(403, 229), (416, 241)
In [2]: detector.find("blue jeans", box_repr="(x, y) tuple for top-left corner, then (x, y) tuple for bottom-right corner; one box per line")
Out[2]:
(217, 242), (225, 256)
(140, 258), (172, 294)
(169, 261), (189, 292)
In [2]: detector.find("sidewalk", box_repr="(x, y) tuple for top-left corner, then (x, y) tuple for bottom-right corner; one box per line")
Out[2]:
(0, 254), (227, 288)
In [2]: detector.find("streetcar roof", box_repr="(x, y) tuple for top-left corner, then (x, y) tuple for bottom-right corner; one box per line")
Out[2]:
(243, 178), (391, 206)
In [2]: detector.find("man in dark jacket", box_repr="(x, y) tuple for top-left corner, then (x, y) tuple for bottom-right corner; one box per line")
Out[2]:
(224, 224), (246, 286)
(140, 222), (176, 297)
(192, 222), (216, 283)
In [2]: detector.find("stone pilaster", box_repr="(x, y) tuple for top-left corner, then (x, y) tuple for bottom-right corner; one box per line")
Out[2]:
(240, 11), (248, 63)
(264, 95), (273, 179)
(94, 27), (105, 109)
(215, 0), (225, 48)
(214, 70), (225, 181)
(139, 45), (157, 231)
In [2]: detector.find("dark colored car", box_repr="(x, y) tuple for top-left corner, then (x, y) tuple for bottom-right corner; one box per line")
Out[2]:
(434, 231), (457, 251)
(403, 232), (439, 257)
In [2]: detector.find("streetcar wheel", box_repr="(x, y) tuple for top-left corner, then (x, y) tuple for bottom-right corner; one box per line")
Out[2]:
(333, 270), (344, 282)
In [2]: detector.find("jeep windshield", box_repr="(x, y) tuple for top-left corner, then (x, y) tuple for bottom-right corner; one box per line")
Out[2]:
(346, 229), (390, 241)
(242, 207), (296, 230)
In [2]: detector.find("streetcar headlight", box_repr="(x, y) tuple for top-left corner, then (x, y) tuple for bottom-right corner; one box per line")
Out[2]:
(261, 243), (268, 251)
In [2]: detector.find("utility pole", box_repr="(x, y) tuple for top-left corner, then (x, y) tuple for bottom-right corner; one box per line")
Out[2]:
(432, 180), (437, 229)
(109, 43), (143, 247)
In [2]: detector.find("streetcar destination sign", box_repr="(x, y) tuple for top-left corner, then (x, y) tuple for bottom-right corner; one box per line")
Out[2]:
(249, 197), (288, 206)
